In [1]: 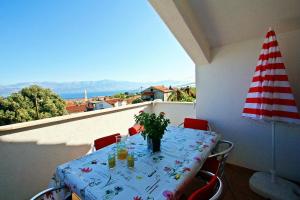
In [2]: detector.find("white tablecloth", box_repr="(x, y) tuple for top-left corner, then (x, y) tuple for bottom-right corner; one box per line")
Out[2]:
(54, 126), (219, 200)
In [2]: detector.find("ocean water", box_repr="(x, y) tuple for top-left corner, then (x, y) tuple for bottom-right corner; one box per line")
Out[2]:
(59, 90), (138, 100)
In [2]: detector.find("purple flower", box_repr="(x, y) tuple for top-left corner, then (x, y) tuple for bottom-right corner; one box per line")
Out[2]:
(163, 190), (174, 200)
(194, 157), (201, 163)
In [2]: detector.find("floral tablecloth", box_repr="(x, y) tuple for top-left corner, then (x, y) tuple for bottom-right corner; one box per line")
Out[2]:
(54, 126), (219, 200)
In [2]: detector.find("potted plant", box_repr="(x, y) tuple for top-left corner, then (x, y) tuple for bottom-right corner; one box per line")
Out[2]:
(134, 111), (170, 152)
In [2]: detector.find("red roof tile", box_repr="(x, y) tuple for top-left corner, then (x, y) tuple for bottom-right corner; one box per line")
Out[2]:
(151, 85), (171, 93)
(66, 105), (86, 113)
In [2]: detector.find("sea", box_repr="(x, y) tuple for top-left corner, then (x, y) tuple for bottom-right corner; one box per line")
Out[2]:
(59, 90), (138, 100)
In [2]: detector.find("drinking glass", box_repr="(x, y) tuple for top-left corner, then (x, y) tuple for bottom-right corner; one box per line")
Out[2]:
(127, 151), (134, 169)
(108, 152), (116, 169)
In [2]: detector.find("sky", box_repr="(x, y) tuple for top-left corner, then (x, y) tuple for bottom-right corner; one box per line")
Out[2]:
(0, 0), (194, 85)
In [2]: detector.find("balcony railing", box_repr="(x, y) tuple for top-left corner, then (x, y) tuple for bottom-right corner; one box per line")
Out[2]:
(0, 101), (196, 199)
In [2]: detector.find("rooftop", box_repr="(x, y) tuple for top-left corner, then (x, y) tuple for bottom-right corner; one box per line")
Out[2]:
(150, 85), (172, 93)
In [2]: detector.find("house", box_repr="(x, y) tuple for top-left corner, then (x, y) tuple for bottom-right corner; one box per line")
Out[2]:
(105, 98), (127, 107)
(86, 100), (113, 111)
(141, 85), (172, 101)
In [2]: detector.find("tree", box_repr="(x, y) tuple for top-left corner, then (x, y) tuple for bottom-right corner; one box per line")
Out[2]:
(132, 98), (143, 104)
(0, 85), (67, 126)
(113, 93), (127, 99)
(167, 87), (196, 102)
(113, 92), (135, 99)
(183, 86), (196, 98)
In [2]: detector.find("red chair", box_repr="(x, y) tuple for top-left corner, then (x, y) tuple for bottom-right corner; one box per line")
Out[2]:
(128, 124), (143, 136)
(188, 171), (223, 200)
(30, 186), (70, 200)
(183, 118), (210, 131)
(94, 133), (120, 150)
(202, 140), (234, 177)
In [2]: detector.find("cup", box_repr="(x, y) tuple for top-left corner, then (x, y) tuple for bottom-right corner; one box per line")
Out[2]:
(127, 151), (134, 169)
(108, 152), (116, 169)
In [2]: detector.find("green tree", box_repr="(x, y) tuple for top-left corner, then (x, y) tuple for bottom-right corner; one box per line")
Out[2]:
(0, 85), (67, 126)
(183, 86), (196, 98)
(113, 92), (135, 99)
(167, 87), (196, 102)
(113, 93), (127, 99)
(132, 98), (143, 104)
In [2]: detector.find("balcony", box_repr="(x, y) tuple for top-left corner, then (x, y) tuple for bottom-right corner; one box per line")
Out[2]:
(0, 101), (196, 199)
(1, 99), (300, 200)
(1, 0), (300, 199)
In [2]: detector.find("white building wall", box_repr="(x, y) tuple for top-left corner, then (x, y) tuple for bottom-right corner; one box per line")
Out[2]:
(153, 102), (196, 125)
(195, 29), (300, 182)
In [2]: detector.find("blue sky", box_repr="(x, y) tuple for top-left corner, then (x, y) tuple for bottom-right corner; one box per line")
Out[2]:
(0, 0), (194, 85)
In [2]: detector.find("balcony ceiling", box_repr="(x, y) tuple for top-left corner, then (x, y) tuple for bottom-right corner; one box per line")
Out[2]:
(149, 0), (300, 64)
(188, 0), (300, 48)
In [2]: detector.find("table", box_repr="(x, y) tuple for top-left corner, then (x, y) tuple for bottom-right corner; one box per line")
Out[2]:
(54, 126), (220, 200)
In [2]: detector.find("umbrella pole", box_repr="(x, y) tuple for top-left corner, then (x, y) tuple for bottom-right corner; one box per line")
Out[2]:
(250, 121), (300, 199)
(271, 121), (276, 183)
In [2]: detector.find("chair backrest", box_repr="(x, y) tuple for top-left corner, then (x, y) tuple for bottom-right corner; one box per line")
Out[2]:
(188, 171), (223, 200)
(94, 133), (120, 150)
(30, 186), (70, 200)
(128, 124), (143, 136)
(201, 157), (220, 176)
(208, 140), (234, 177)
(184, 118), (209, 131)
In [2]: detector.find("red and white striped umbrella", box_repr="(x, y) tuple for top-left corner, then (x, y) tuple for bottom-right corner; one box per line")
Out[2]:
(242, 28), (300, 124)
(243, 28), (300, 199)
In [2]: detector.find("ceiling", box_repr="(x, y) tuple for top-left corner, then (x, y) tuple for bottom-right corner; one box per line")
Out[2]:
(187, 0), (300, 48)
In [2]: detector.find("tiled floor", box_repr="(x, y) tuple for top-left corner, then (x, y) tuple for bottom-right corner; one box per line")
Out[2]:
(182, 164), (267, 200)
(220, 164), (266, 200)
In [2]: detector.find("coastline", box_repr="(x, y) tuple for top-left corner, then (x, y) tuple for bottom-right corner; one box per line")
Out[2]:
(59, 90), (138, 100)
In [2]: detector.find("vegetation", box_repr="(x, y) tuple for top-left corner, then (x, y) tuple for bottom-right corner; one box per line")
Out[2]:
(134, 111), (170, 140)
(132, 98), (143, 104)
(0, 85), (67, 126)
(167, 86), (196, 102)
(112, 92), (128, 99)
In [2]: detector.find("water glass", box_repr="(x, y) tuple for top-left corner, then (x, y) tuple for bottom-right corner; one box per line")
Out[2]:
(108, 152), (116, 169)
(127, 151), (135, 169)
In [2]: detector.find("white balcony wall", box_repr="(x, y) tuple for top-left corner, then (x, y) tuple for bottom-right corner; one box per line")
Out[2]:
(0, 103), (152, 200)
(196, 29), (300, 182)
(152, 102), (196, 125)
(0, 101), (196, 199)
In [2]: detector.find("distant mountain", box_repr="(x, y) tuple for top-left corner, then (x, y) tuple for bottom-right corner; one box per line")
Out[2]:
(0, 80), (192, 97)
